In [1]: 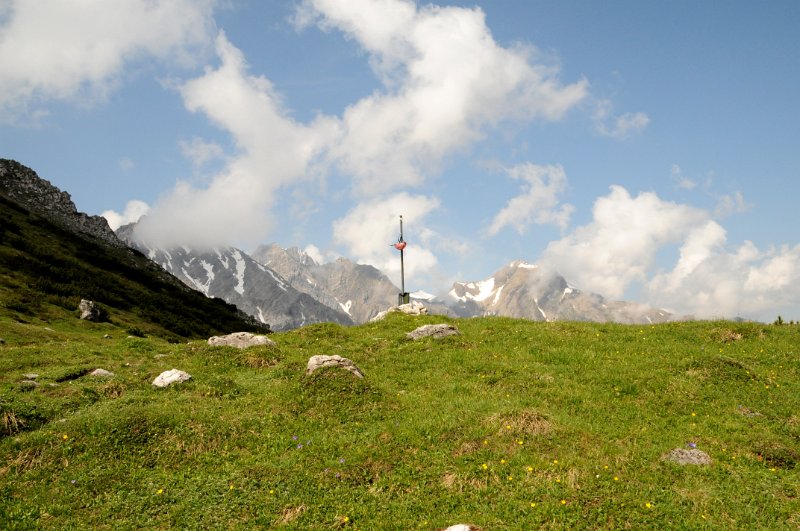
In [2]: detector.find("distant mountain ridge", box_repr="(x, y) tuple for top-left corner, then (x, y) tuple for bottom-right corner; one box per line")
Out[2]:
(251, 244), (399, 324)
(447, 260), (672, 324)
(115, 227), (354, 331)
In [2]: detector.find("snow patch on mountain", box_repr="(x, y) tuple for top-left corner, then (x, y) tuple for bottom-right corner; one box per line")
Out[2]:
(339, 300), (353, 315)
(232, 249), (246, 295)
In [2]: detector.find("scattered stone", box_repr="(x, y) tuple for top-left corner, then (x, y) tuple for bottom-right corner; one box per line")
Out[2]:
(407, 323), (460, 340)
(306, 355), (364, 379)
(90, 368), (114, 378)
(208, 332), (276, 349)
(103, 334), (112, 339)
(152, 369), (192, 388)
(738, 405), (762, 417)
(662, 448), (712, 465)
(0, 338), (5, 344)
(78, 299), (104, 322)
(443, 525), (481, 531)
(371, 301), (428, 321)
(20, 380), (38, 388)
(22, 373), (38, 380)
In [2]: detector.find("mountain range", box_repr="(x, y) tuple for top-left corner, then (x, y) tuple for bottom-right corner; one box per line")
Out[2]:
(2, 158), (673, 330)
(120, 224), (673, 327)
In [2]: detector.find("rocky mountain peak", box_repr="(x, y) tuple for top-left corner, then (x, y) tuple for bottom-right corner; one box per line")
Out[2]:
(0, 159), (125, 248)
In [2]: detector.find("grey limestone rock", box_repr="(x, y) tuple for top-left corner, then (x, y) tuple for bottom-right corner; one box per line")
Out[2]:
(90, 368), (114, 377)
(662, 448), (712, 465)
(406, 323), (460, 340)
(208, 332), (275, 349)
(306, 355), (364, 378)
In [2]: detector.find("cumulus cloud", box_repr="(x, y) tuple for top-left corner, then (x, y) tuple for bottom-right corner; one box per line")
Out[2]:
(297, 0), (589, 194)
(0, 0), (217, 121)
(133, 31), (340, 249)
(647, 233), (800, 320)
(540, 185), (709, 299)
(487, 163), (574, 236)
(332, 193), (440, 283)
(593, 99), (649, 139)
(538, 185), (800, 320)
(102, 199), (150, 231)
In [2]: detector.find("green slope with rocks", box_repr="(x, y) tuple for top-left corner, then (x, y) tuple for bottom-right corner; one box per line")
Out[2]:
(1, 312), (798, 529)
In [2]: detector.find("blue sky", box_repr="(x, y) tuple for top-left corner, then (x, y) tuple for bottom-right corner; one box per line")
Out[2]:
(2, 0), (799, 321)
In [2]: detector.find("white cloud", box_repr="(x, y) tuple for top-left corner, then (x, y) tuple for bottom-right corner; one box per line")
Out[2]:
(671, 164), (697, 190)
(179, 137), (224, 170)
(133, 31), (340, 250)
(332, 193), (440, 284)
(593, 99), (649, 139)
(540, 185), (708, 299)
(487, 163), (574, 236)
(298, 0), (589, 194)
(102, 199), (150, 230)
(714, 191), (750, 218)
(0, 0), (217, 121)
(538, 185), (800, 320)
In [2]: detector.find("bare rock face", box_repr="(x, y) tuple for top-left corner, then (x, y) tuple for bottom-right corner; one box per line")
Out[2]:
(662, 448), (712, 465)
(407, 323), (460, 340)
(208, 332), (276, 349)
(306, 355), (364, 378)
(0, 159), (125, 248)
(79, 299), (105, 321)
(152, 369), (192, 388)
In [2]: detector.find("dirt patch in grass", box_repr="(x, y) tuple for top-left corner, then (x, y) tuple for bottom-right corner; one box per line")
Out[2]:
(489, 410), (553, 438)
(277, 504), (307, 525)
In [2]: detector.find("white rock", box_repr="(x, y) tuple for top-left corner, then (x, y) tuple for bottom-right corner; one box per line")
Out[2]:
(306, 355), (364, 379)
(444, 525), (479, 531)
(90, 368), (114, 377)
(371, 301), (428, 322)
(152, 369), (192, 388)
(208, 332), (275, 349)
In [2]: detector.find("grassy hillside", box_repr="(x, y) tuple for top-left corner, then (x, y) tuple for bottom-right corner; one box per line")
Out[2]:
(0, 194), (265, 340)
(1, 312), (797, 529)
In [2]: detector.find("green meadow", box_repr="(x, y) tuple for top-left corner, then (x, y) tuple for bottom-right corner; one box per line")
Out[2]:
(1, 311), (798, 529)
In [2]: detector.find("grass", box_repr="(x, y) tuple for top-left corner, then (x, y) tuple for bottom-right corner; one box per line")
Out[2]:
(1, 312), (798, 529)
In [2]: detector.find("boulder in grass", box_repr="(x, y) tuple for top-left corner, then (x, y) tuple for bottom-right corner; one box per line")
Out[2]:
(152, 369), (192, 388)
(90, 368), (114, 378)
(370, 301), (428, 321)
(208, 332), (275, 349)
(78, 299), (106, 322)
(406, 323), (460, 340)
(662, 448), (712, 465)
(306, 355), (364, 379)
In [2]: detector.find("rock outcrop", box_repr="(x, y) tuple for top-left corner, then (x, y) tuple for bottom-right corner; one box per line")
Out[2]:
(662, 448), (712, 465)
(371, 301), (429, 322)
(406, 323), (460, 340)
(0, 159), (125, 248)
(208, 332), (275, 349)
(306, 355), (364, 378)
